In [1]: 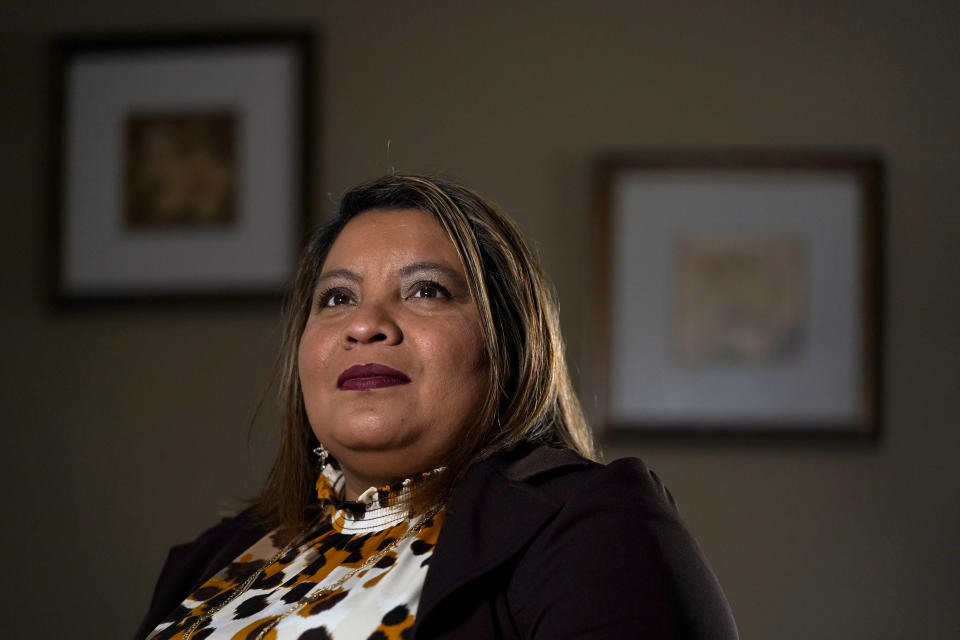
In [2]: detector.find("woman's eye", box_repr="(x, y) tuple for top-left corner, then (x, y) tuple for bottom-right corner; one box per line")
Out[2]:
(410, 281), (451, 300)
(414, 285), (439, 298)
(318, 289), (354, 308)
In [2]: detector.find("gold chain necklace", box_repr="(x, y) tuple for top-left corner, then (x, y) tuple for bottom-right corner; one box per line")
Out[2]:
(176, 504), (441, 640)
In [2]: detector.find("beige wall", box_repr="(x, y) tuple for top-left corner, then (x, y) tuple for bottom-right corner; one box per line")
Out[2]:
(2, 2), (958, 638)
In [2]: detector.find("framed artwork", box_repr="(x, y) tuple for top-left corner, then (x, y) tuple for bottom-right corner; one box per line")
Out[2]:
(590, 151), (883, 437)
(49, 30), (313, 304)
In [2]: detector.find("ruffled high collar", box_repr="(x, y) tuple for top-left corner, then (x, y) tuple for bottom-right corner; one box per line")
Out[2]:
(315, 463), (441, 534)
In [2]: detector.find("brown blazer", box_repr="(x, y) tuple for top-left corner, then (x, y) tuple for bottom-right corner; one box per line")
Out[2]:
(136, 445), (738, 639)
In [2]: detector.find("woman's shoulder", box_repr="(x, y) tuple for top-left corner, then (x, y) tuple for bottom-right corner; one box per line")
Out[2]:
(491, 443), (681, 519)
(477, 444), (739, 639)
(164, 508), (268, 573)
(134, 510), (268, 640)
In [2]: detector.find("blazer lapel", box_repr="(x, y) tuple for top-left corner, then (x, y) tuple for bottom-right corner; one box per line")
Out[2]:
(414, 446), (591, 633)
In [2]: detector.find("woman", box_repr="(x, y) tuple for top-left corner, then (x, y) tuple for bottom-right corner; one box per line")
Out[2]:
(136, 175), (738, 639)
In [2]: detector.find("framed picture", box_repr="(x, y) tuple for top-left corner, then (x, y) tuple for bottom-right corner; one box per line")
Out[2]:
(49, 30), (313, 304)
(590, 151), (883, 438)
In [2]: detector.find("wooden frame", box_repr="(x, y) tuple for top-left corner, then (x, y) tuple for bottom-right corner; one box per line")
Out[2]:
(48, 30), (314, 305)
(590, 151), (883, 439)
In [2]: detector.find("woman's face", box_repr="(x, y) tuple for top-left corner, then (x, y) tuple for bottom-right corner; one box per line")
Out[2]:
(298, 208), (489, 499)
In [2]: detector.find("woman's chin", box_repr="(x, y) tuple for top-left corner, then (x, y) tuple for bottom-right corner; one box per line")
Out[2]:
(324, 419), (415, 452)
(321, 429), (424, 477)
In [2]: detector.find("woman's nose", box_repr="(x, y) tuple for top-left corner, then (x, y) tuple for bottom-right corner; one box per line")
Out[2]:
(342, 301), (403, 346)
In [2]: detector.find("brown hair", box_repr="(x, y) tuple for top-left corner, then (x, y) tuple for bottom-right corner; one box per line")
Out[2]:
(254, 174), (597, 530)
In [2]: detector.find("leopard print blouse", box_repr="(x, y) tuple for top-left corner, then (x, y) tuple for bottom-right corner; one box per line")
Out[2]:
(146, 468), (444, 640)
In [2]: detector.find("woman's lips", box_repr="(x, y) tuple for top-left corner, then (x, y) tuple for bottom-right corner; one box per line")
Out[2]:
(337, 363), (411, 391)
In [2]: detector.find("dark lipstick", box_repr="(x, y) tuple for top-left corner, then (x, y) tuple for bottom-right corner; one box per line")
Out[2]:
(337, 363), (411, 391)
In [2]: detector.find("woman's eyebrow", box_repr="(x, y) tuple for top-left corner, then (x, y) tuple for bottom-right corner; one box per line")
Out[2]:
(315, 268), (361, 287)
(397, 261), (465, 284)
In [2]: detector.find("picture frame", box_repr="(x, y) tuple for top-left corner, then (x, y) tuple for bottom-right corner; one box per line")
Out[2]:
(589, 151), (883, 438)
(48, 30), (314, 304)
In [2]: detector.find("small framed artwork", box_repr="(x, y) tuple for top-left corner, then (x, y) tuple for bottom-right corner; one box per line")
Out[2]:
(49, 30), (313, 304)
(590, 151), (883, 437)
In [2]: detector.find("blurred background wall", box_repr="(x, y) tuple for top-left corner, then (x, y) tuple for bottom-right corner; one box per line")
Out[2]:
(2, 1), (958, 638)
